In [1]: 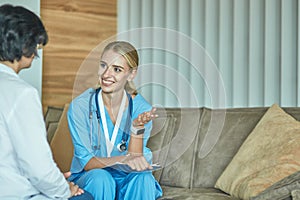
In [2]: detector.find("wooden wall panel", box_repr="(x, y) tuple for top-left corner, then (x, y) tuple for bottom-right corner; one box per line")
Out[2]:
(41, 0), (117, 110)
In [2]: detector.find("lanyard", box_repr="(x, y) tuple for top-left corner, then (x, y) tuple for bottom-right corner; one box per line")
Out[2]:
(98, 90), (127, 157)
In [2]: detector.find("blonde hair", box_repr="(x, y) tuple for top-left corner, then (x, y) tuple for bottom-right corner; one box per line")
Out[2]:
(101, 41), (139, 95)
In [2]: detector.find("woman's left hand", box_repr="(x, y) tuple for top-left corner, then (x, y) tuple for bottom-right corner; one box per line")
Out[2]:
(123, 154), (153, 171)
(132, 107), (158, 127)
(64, 171), (85, 196)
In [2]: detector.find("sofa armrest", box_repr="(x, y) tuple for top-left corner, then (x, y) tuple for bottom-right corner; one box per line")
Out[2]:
(292, 189), (300, 200)
(50, 104), (73, 173)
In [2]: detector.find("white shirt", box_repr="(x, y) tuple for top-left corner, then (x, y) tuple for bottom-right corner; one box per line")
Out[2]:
(0, 63), (70, 199)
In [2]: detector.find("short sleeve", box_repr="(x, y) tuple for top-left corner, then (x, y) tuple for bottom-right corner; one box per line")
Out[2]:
(67, 95), (95, 173)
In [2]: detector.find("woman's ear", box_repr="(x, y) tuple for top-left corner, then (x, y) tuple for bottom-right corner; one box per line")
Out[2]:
(128, 69), (137, 81)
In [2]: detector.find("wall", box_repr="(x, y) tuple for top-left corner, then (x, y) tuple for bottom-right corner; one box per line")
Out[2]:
(118, 0), (300, 108)
(0, 0), (43, 97)
(41, 0), (117, 110)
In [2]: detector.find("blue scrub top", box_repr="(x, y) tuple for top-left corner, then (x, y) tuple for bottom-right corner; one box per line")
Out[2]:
(67, 88), (153, 174)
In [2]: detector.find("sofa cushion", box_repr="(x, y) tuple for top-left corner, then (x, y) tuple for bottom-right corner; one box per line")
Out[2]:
(158, 108), (202, 188)
(193, 107), (266, 188)
(159, 186), (239, 200)
(215, 104), (300, 199)
(47, 122), (59, 143)
(148, 109), (177, 182)
(45, 106), (64, 128)
(44, 106), (64, 143)
(50, 104), (73, 173)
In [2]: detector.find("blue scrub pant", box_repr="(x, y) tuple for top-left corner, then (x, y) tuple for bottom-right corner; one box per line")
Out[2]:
(72, 168), (162, 200)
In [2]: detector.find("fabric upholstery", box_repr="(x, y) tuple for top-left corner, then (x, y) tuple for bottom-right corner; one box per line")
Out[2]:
(47, 104), (300, 200)
(50, 104), (73, 173)
(158, 186), (239, 200)
(292, 189), (300, 200)
(250, 170), (300, 200)
(47, 122), (59, 143)
(193, 107), (266, 188)
(44, 106), (64, 128)
(157, 108), (202, 188)
(148, 111), (177, 182)
(44, 106), (63, 142)
(215, 104), (300, 200)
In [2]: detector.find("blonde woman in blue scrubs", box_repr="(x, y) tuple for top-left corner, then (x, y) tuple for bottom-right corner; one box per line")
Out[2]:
(67, 41), (163, 200)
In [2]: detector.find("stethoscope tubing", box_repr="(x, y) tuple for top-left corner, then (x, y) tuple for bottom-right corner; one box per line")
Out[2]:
(89, 88), (133, 152)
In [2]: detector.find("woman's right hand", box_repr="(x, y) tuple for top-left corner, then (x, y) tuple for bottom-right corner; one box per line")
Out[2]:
(69, 181), (84, 197)
(64, 172), (84, 197)
(132, 107), (158, 127)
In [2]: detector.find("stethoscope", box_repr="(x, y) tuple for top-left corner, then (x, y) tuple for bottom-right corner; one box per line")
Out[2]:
(89, 88), (133, 153)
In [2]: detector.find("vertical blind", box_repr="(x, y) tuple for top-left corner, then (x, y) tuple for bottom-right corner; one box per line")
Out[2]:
(117, 0), (299, 108)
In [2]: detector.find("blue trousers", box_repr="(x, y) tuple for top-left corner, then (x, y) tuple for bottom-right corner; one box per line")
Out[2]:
(72, 168), (162, 200)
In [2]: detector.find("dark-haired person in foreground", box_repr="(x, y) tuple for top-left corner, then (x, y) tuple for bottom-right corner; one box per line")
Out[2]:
(0, 4), (92, 199)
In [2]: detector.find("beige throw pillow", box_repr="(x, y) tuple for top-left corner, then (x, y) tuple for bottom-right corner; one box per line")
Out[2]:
(215, 104), (300, 200)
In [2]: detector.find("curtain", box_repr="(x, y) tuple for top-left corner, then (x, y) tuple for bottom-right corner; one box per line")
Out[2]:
(117, 0), (299, 108)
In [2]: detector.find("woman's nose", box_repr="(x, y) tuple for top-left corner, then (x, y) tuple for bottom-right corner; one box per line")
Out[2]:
(100, 66), (112, 77)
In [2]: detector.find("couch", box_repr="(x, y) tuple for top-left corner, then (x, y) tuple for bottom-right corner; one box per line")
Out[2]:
(45, 104), (300, 200)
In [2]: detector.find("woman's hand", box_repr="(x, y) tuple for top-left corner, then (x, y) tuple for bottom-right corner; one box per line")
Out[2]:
(69, 182), (84, 197)
(63, 171), (71, 179)
(64, 171), (85, 197)
(125, 108), (157, 171)
(123, 154), (153, 171)
(132, 107), (158, 127)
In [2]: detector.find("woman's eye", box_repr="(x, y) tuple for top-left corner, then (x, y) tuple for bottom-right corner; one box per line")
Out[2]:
(100, 63), (106, 68)
(114, 67), (122, 73)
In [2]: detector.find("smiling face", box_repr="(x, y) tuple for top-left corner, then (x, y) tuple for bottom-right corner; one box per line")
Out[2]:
(98, 49), (136, 95)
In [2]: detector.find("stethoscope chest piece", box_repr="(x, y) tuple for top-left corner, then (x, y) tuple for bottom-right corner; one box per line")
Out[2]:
(90, 88), (133, 154)
(93, 145), (100, 150)
(117, 140), (127, 152)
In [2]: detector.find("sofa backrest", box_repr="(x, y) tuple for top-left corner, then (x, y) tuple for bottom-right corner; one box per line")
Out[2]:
(147, 107), (300, 189)
(192, 107), (267, 188)
(48, 105), (300, 188)
(148, 108), (203, 188)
